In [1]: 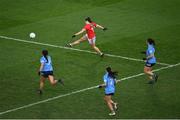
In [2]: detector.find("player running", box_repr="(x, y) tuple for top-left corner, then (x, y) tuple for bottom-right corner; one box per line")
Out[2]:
(37, 50), (64, 94)
(142, 38), (158, 84)
(67, 17), (107, 57)
(99, 67), (118, 116)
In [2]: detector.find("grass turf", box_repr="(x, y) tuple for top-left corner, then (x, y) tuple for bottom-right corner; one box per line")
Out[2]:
(0, 0), (180, 118)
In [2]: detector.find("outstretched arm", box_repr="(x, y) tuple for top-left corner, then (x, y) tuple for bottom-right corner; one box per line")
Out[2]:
(96, 24), (107, 31)
(75, 28), (86, 35)
(72, 28), (86, 38)
(98, 82), (106, 88)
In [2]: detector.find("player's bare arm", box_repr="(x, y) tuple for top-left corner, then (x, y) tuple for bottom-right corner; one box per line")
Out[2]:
(96, 24), (107, 31)
(38, 63), (44, 75)
(98, 83), (106, 88)
(39, 63), (44, 71)
(72, 28), (86, 38)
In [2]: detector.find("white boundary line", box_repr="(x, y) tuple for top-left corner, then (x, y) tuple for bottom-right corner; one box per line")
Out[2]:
(0, 62), (179, 116)
(0, 35), (170, 66)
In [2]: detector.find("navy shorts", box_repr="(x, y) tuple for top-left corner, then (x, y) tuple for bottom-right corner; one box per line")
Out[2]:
(105, 93), (114, 96)
(145, 62), (156, 67)
(41, 71), (53, 78)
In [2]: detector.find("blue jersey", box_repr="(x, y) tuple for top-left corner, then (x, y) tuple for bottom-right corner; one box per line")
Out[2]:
(40, 56), (53, 72)
(103, 73), (116, 94)
(146, 44), (156, 64)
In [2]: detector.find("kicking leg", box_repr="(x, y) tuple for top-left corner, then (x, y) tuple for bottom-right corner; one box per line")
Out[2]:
(68, 36), (87, 47)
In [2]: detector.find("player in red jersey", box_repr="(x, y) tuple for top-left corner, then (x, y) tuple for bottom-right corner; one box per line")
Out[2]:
(67, 17), (107, 57)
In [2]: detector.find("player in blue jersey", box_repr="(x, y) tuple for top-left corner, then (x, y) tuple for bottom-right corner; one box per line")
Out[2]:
(142, 38), (158, 84)
(99, 67), (118, 116)
(37, 50), (63, 94)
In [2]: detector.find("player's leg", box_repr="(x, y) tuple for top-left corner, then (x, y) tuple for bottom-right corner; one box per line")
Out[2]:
(108, 93), (118, 110)
(104, 95), (115, 115)
(38, 76), (46, 94)
(149, 67), (158, 82)
(48, 75), (58, 85)
(48, 75), (64, 85)
(91, 44), (101, 54)
(104, 96), (113, 110)
(39, 77), (45, 89)
(110, 99), (118, 110)
(144, 66), (153, 77)
(89, 38), (104, 56)
(68, 35), (87, 47)
(144, 66), (157, 83)
(145, 66), (157, 80)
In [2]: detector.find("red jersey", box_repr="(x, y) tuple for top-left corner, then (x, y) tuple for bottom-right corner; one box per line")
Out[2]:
(84, 22), (97, 39)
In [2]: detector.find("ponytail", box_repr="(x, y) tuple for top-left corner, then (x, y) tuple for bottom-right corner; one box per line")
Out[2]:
(42, 50), (48, 63)
(106, 67), (118, 79)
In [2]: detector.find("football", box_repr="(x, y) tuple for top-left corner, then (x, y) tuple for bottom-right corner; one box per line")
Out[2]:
(29, 32), (36, 39)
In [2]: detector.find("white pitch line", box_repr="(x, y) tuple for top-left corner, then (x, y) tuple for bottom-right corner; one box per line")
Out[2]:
(0, 62), (179, 116)
(0, 35), (170, 66)
(117, 62), (180, 82)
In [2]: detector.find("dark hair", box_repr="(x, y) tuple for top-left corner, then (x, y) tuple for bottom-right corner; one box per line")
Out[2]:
(85, 17), (92, 23)
(106, 67), (118, 79)
(147, 38), (155, 46)
(42, 50), (48, 63)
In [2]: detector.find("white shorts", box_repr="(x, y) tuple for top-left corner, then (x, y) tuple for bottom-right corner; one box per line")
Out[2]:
(83, 34), (96, 45)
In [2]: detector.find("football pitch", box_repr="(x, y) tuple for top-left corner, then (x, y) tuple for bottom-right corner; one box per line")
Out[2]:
(0, 0), (180, 119)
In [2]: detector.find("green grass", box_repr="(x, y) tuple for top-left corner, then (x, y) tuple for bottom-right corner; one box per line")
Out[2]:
(0, 0), (180, 119)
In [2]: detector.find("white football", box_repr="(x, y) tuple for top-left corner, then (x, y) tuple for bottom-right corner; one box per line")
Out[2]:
(29, 32), (36, 39)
